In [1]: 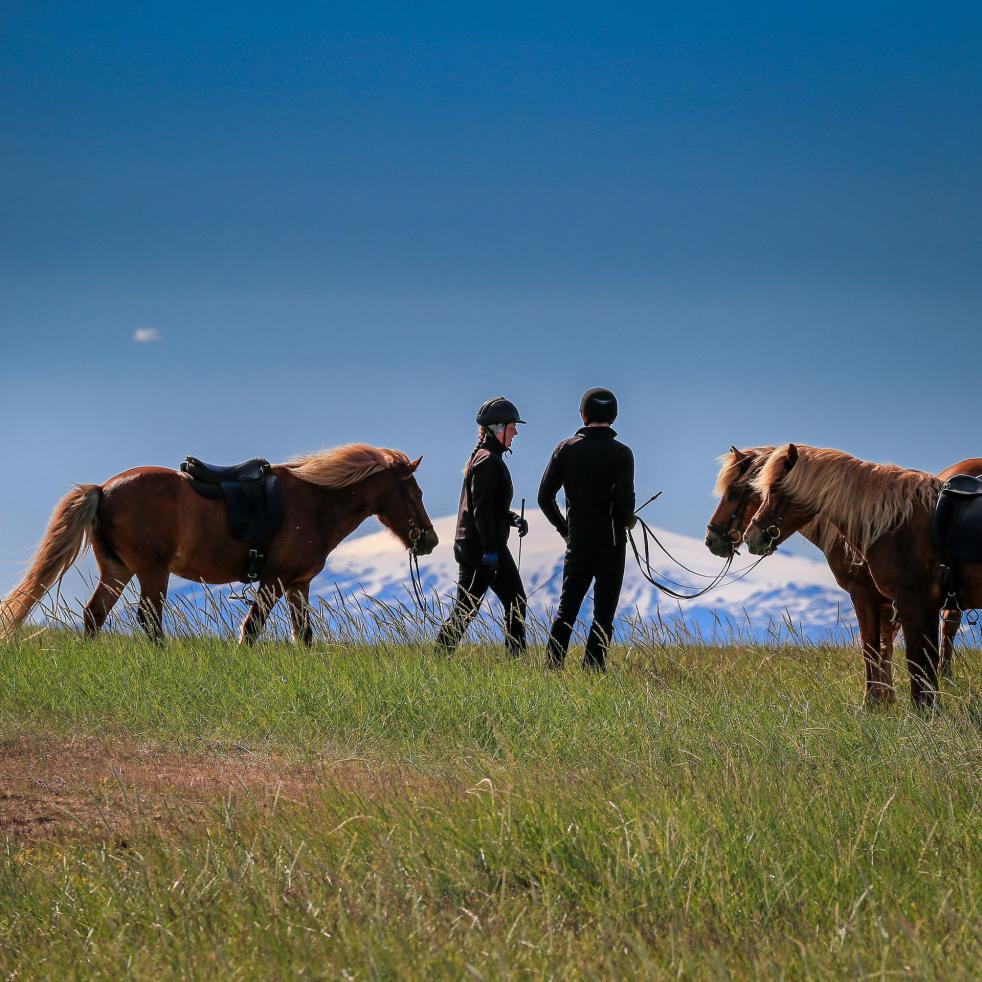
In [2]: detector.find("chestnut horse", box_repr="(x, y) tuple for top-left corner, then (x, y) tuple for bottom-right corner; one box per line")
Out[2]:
(0, 444), (438, 644)
(744, 443), (982, 708)
(706, 448), (982, 704)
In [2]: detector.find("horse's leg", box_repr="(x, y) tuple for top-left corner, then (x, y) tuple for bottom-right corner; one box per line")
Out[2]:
(240, 579), (285, 645)
(939, 609), (960, 681)
(136, 569), (169, 643)
(853, 595), (886, 705)
(83, 548), (133, 638)
(877, 602), (898, 704)
(899, 604), (941, 710)
(286, 582), (314, 647)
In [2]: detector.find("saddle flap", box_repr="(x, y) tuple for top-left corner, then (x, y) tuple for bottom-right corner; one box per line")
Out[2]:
(222, 476), (284, 544)
(933, 481), (982, 565)
(180, 456), (285, 572)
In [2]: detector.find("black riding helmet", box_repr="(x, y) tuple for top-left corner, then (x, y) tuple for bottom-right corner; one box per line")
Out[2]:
(476, 396), (526, 426)
(580, 387), (618, 424)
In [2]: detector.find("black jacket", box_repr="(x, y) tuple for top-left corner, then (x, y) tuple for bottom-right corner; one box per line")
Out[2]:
(453, 433), (514, 554)
(538, 426), (636, 550)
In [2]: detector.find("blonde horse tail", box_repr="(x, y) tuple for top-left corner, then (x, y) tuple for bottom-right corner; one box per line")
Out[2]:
(0, 484), (102, 636)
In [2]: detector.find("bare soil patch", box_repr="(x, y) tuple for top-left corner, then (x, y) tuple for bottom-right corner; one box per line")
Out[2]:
(0, 733), (439, 842)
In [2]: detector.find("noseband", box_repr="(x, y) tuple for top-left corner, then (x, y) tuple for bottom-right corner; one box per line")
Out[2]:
(706, 484), (755, 550)
(406, 517), (434, 555)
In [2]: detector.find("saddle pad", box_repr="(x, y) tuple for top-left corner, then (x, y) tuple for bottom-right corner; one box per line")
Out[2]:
(933, 489), (982, 564)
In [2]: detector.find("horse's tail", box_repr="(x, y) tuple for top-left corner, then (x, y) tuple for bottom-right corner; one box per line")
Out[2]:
(0, 484), (102, 636)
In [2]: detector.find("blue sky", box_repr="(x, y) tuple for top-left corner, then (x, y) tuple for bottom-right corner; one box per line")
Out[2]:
(2, 1), (981, 596)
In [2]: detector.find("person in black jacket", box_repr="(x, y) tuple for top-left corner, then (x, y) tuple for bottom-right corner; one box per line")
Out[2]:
(538, 388), (636, 671)
(435, 397), (530, 654)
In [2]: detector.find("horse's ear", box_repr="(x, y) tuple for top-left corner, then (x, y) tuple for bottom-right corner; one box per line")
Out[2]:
(730, 445), (742, 458)
(406, 456), (423, 474)
(784, 444), (799, 471)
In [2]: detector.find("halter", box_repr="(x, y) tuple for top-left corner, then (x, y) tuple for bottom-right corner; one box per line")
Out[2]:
(706, 483), (755, 552)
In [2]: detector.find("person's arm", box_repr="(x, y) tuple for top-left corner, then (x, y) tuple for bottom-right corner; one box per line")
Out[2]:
(537, 446), (569, 539)
(613, 447), (637, 530)
(470, 455), (503, 554)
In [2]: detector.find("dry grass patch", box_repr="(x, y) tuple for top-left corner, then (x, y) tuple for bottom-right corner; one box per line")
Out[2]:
(0, 732), (443, 842)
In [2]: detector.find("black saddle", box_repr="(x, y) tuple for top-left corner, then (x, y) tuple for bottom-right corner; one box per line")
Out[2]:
(932, 474), (982, 606)
(182, 456), (272, 484)
(180, 456), (284, 582)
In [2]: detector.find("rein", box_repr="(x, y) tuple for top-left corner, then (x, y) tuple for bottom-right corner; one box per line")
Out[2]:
(406, 518), (437, 619)
(628, 490), (765, 600)
(628, 514), (734, 600)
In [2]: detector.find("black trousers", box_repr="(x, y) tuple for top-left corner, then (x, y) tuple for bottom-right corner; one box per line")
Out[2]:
(547, 543), (626, 670)
(436, 546), (527, 654)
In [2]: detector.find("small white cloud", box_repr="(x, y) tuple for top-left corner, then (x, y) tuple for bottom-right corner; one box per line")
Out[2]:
(133, 327), (160, 343)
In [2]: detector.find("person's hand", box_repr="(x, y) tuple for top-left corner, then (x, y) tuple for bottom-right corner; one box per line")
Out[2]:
(509, 511), (529, 536)
(480, 551), (499, 572)
(558, 523), (570, 544)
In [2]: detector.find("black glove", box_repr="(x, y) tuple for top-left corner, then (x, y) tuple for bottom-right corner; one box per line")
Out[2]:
(558, 522), (570, 544)
(510, 512), (529, 537)
(480, 551), (499, 572)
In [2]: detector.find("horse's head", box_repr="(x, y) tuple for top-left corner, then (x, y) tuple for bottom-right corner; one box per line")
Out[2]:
(705, 446), (767, 557)
(744, 443), (815, 555)
(374, 456), (439, 556)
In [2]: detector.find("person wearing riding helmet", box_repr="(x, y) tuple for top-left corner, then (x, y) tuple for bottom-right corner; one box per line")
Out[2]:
(435, 397), (530, 655)
(538, 387), (636, 672)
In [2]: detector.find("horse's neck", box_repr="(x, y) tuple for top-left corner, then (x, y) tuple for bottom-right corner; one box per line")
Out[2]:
(319, 484), (377, 550)
(791, 452), (936, 557)
(799, 515), (864, 565)
(798, 518), (830, 550)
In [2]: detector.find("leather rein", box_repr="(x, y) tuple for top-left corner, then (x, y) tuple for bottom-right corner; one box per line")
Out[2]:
(628, 484), (766, 600)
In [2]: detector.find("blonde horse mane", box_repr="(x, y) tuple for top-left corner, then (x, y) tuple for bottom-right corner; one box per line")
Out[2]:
(714, 445), (849, 556)
(285, 444), (410, 488)
(713, 446), (775, 497)
(752, 444), (941, 555)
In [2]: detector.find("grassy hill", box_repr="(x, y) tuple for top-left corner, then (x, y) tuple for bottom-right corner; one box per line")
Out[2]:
(1, 631), (980, 978)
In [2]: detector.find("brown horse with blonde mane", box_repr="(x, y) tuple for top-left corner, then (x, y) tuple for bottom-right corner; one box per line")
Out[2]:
(706, 447), (981, 704)
(744, 443), (982, 708)
(0, 444), (438, 644)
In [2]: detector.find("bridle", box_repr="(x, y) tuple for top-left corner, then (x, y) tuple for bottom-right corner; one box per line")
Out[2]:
(748, 493), (792, 556)
(706, 483), (756, 553)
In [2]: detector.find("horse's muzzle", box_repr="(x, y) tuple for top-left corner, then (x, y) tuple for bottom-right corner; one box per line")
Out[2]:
(744, 529), (775, 556)
(414, 529), (439, 556)
(705, 532), (734, 558)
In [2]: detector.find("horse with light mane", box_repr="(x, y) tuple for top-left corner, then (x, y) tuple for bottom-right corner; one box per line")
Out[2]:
(706, 447), (981, 704)
(0, 444), (438, 644)
(743, 443), (982, 708)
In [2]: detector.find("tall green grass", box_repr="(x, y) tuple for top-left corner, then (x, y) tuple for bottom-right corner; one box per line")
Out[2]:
(1, 631), (981, 978)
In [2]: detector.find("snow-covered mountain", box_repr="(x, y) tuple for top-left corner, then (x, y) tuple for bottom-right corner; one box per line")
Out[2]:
(170, 509), (857, 644)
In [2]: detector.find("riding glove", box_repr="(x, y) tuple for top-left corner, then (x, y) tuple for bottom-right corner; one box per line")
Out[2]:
(510, 512), (529, 537)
